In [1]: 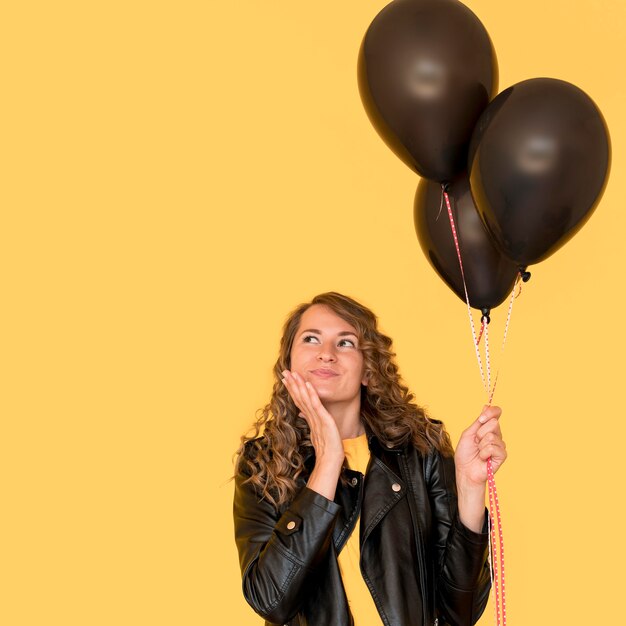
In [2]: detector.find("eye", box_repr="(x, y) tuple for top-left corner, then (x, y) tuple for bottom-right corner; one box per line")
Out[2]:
(302, 335), (357, 348)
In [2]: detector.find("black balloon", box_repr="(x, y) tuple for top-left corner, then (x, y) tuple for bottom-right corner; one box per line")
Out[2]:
(358, 0), (498, 183)
(468, 78), (611, 266)
(414, 173), (520, 310)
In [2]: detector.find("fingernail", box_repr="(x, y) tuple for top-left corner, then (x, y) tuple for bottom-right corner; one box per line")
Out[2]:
(281, 377), (286, 385)
(479, 414), (488, 423)
(292, 372), (299, 380)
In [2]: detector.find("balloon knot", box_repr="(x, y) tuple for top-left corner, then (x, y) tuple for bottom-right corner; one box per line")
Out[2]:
(519, 268), (531, 282)
(441, 182), (451, 193)
(481, 307), (491, 324)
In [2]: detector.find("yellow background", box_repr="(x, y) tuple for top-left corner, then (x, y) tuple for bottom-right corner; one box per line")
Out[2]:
(2, 1), (624, 624)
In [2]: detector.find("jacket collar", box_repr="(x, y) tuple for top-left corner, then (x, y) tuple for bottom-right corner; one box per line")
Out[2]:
(301, 419), (407, 469)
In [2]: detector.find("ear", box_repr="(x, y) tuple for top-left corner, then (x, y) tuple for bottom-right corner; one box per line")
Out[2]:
(361, 370), (371, 386)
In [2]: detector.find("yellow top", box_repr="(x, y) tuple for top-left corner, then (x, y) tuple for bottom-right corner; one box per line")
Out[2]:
(336, 432), (384, 625)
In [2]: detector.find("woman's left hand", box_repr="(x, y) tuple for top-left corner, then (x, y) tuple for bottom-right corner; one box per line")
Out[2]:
(454, 405), (507, 488)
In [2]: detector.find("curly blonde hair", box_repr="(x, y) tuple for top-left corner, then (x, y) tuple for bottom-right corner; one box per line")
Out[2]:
(233, 291), (453, 511)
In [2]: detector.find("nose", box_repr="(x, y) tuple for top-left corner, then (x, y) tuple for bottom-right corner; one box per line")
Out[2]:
(317, 343), (337, 362)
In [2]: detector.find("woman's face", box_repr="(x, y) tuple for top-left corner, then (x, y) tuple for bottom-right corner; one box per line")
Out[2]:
(289, 304), (368, 406)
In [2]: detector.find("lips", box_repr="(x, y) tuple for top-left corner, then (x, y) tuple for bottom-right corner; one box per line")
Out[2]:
(310, 368), (339, 378)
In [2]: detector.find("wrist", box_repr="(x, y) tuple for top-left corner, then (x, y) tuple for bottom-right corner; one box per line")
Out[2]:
(456, 481), (487, 533)
(307, 457), (343, 502)
(316, 451), (345, 469)
(456, 471), (486, 495)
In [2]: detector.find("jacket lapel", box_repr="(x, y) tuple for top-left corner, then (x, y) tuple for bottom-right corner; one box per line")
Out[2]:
(299, 428), (409, 548)
(360, 455), (406, 544)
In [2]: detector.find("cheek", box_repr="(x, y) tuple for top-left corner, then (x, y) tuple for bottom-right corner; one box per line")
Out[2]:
(289, 347), (307, 370)
(348, 357), (365, 378)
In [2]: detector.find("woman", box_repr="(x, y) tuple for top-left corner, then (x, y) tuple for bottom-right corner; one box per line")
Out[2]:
(233, 292), (507, 626)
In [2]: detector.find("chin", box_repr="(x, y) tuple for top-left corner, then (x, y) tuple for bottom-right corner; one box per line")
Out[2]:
(312, 387), (333, 401)
(310, 386), (336, 402)
(313, 389), (353, 406)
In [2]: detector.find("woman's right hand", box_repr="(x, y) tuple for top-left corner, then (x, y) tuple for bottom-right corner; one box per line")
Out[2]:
(282, 370), (344, 500)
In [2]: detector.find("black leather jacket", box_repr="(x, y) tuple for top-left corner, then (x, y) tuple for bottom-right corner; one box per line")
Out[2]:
(233, 423), (491, 626)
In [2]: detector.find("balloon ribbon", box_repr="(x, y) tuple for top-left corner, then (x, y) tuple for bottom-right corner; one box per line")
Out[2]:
(476, 320), (485, 345)
(442, 188), (522, 626)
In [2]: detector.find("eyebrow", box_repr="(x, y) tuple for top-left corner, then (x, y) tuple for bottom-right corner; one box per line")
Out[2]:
(299, 328), (358, 338)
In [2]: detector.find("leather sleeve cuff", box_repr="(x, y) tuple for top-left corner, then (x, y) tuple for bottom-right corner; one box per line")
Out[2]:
(270, 485), (341, 569)
(296, 486), (342, 516)
(454, 507), (489, 544)
(441, 508), (489, 591)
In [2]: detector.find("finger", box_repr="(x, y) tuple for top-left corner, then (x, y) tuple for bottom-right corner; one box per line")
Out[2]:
(281, 371), (300, 403)
(490, 451), (508, 474)
(290, 371), (320, 406)
(301, 380), (333, 429)
(292, 372), (320, 420)
(476, 418), (503, 442)
(474, 406), (502, 439)
(282, 371), (306, 412)
(463, 405), (493, 437)
(303, 379), (327, 415)
(303, 381), (341, 432)
(478, 442), (507, 462)
(478, 443), (506, 463)
(477, 431), (506, 451)
(483, 406), (502, 421)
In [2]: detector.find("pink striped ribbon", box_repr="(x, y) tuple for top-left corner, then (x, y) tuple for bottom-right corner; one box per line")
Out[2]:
(442, 187), (520, 626)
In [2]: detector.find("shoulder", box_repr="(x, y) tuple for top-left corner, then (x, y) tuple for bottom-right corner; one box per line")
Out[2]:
(405, 419), (454, 484)
(405, 417), (445, 457)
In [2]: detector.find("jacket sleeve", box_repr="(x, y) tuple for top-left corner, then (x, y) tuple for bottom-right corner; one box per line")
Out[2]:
(233, 460), (341, 624)
(427, 449), (492, 626)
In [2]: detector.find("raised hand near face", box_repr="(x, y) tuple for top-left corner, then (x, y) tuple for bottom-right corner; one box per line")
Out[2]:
(281, 370), (345, 501)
